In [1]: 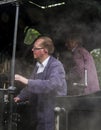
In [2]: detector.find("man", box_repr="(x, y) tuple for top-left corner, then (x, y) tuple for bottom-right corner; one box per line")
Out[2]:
(65, 35), (100, 95)
(14, 36), (67, 130)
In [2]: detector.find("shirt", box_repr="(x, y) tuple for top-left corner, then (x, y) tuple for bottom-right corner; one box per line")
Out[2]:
(36, 56), (50, 74)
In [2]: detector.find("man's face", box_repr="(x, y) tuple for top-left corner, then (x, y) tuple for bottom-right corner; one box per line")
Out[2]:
(65, 40), (77, 51)
(32, 38), (45, 60)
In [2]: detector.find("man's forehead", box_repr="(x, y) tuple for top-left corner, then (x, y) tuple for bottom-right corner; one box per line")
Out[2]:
(36, 38), (44, 43)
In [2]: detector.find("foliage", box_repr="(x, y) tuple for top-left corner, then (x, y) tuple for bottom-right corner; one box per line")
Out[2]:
(91, 48), (101, 87)
(24, 27), (41, 45)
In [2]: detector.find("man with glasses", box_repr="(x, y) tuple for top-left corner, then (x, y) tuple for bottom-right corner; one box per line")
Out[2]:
(14, 35), (67, 130)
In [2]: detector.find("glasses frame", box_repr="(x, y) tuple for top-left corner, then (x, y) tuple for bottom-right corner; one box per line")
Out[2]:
(32, 47), (44, 51)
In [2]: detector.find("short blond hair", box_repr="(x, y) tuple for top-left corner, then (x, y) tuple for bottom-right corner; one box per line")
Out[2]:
(34, 36), (55, 54)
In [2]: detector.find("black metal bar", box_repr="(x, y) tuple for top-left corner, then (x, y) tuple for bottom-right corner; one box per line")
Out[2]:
(10, 1), (19, 87)
(8, 2), (19, 130)
(0, 1), (19, 130)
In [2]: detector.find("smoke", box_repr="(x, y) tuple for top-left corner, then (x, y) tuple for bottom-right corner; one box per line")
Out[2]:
(47, 1), (101, 130)
(1, 1), (101, 130)
(55, 93), (101, 130)
(41, 0), (101, 52)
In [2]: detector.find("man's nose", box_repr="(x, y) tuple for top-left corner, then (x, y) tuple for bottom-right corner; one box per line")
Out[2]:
(32, 48), (34, 51)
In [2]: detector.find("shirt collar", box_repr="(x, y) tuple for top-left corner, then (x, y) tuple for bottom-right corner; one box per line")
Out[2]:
(37, 56), (50, 68)
(72, 45), (78, 52)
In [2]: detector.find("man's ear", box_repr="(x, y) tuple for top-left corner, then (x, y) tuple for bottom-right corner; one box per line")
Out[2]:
(44, 48), (48, 53)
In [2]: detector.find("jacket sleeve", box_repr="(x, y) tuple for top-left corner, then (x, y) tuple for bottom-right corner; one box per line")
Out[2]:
(17, 87), (30, 101)
(27, 61), (67, 95)
(69, 48), (87, 82)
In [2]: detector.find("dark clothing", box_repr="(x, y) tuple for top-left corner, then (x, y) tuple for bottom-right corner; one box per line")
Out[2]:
(67, 46), (100, 95)
(17, 56), (67, 130)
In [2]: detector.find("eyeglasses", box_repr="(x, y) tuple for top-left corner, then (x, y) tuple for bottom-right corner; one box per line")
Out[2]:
(32, 47), (44, 51)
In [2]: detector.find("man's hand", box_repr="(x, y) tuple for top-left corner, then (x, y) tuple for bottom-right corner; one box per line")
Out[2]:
(14, 97), (21, 102)
(15, 74), (28, 85)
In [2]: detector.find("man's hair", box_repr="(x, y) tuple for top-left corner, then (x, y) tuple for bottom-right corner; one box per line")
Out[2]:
(67, 33), (83, 45)
(34, 35), (55, 54)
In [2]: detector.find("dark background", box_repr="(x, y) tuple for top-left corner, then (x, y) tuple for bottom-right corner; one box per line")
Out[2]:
(0, 1), (101, 130)
(0, 0), (101, 55)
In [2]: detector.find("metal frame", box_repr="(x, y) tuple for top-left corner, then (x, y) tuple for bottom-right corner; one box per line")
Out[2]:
(0, 1), (19, 130)
(0, 0), (17, 5)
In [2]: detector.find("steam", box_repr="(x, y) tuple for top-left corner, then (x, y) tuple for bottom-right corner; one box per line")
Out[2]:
(41, 0), (101, 52)
(1, 1), (101, 130)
